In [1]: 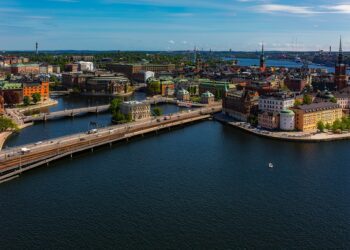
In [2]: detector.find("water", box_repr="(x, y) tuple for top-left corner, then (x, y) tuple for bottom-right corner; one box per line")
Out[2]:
(0, 121), (349, 248)
(229, 58), (350, 74)
(4, 94), (187, 147)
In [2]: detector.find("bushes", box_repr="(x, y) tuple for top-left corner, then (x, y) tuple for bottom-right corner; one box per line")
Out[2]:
(331, 117), (350, 133)
(0, 117), (18, 132)
(153, 107), (162, 116)
(110, 98), (132, 123)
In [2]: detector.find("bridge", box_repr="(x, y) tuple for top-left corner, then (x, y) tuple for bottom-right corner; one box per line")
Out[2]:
(0, 106), (222, 183)
(23, 105), (110, 122)
(23, 97), (207, 123)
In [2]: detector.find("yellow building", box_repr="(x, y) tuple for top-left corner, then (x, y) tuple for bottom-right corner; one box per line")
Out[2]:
(291, 103), (343, 132)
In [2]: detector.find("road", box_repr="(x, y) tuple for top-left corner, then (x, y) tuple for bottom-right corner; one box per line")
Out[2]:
(0, 106), (222, 180)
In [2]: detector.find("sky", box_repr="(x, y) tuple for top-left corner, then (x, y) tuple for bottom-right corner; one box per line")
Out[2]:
(1, 0), (350, 51)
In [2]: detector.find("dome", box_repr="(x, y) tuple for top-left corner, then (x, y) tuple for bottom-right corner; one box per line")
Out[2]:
(280, 109), (295, 116)
(201, 91), (214, 98)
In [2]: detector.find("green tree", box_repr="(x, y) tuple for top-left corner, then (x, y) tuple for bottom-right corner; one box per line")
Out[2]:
(148, 80), (160, 95)
(109, 98), (122, 115)
(294, 99), (302, 106)
(330, 97), (337, 103)
(0, 117), (18, 132)
(248, 115), (258, 126)
(303, 94), (313, 105)
(153, 107), (163, 116)
(325, 123), (331, 130)
(317, 121), (325, 132)
(23, 96), (31, 106)
(31, 93), (41, 104)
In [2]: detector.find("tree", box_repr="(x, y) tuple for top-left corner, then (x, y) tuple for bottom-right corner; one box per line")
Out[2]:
(32, 93), (41, 104)
(109, 98), (122, 115)
(294, 99), (302, 106)
(153, 107), (163, 116)
(303, 94), (313, 105)
(330, 97), (337, 103)
(3, 91), (20, 106)
(23, 96), (31, 106)
(325, 123), (331, 130)
(317, 121), (325, 132)
(0, 117), (18, 132)
(148, 80), (160, 95)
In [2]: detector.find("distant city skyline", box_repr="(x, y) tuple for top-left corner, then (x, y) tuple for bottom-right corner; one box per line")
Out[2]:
(1, 0), (350, 51)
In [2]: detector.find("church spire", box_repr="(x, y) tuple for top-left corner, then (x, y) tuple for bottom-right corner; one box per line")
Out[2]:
(260, 42), (266, 72)
(338, 36), (343, 64)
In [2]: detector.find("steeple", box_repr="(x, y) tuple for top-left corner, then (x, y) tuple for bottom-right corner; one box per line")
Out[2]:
(260, 42), (266, 72)
(338, 36), (343, 64)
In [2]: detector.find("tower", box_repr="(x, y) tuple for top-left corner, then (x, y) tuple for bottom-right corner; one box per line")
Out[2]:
(195, 50), (203, 71)
(35, 42), (38, 55)
(334, 37), (347, 90)
(259, 43), (266, 72)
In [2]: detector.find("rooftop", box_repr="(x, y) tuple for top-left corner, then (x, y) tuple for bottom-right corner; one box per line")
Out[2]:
(293, 102), (340, 113)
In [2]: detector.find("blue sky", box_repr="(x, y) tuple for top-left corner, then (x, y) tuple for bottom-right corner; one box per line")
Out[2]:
(1, 0), (350, 51)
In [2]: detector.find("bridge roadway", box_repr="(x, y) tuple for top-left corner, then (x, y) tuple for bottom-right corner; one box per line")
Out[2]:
(0, 106), (222, 182)
(23, 105), (111, 122)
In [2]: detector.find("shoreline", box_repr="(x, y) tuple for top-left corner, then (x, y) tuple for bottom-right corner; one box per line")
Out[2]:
(214, 113), (350, 142)
(0, 123), (32, 151)
(0, 131), (13, 150)
(17, 98), (58, 113)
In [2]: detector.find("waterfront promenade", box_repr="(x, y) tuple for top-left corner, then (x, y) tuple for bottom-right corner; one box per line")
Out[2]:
(215, 113), (350, 142)
(0, 106), (221, 182)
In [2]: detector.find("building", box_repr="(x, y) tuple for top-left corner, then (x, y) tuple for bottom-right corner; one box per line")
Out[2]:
(65, 64), (79, 73)
(260, 43), (266, 73)
(39, 64), (53, 74)
(132, 71), (155, 83)
(52, 65), (61, 74)
(334, 37), (348, 90)
(107, 63), (176, 78)
(70, 55), (94, 62)
(11, 63), (40, 75)
(222, 89), (259, 121)
(23, 81), (50, 101)
(280, 109), (295, 131)
(198, 80), (231, 99)
(177, 88), (190, 101)
(78, 61), (94, 72)
(85, 76), (130, 95)
(284, 77), (308, 92)
(0, 81), (23, 104)
(291, 102), (343, 132)
(258, 111), (279, 130)
(160, 80), (175, 96)
(120, 101), (151, 121)
(201, 91), (215, 104)
(0, 95), (4, 115)
(259, 92), (295, 113)
(334, 87), (350, 110)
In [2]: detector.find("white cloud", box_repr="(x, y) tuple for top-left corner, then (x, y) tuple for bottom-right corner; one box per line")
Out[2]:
(322, 5), (350, 13)
(168, 40), (175, 44)
(255, 4), (319, 15)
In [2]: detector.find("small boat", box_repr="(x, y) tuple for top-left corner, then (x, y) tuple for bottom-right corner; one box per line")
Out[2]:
(268, 162), (274, 168)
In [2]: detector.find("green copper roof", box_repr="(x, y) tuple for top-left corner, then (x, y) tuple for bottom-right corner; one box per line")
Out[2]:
(177, 88), (189, 95)
(280, 109), (295, 116)
(0, 81), (22, 90)
(201, 91), (214, 98)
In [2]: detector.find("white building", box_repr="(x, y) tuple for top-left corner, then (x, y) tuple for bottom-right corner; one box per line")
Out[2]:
(120, 101), (151, 121)
(259, 93), (295, 113)
(280, 109), (295, 131)
(144, 71), (155, 82)
(78, 61), (94, 72)
(334, 88), (350, 109)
